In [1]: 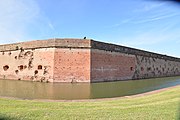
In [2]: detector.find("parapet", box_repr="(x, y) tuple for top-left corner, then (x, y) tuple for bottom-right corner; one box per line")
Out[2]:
(0, 38), (91, 52)
(0, 38), (180, 62)
(91, 40), (180, 62)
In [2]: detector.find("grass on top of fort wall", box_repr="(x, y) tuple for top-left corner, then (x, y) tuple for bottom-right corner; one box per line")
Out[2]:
(0, 86), (179, 120)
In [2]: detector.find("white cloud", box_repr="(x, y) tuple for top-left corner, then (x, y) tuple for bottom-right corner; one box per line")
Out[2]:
(133, 13), (179, 24)
(108, 1), (180, 48)
(133, 2), (167, 13)
(114, 1), (179, 26)
(0, 0), (40, 44)
(48, 22), (55, 31)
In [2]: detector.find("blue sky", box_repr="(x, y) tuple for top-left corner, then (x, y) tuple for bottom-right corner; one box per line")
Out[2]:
(0, 0), (180, 57)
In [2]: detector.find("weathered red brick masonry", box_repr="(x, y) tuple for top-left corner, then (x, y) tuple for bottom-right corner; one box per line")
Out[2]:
(0, 38), (180, 83)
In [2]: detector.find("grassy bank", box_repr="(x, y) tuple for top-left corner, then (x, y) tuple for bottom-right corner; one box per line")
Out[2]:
(0, 86), (179, 120)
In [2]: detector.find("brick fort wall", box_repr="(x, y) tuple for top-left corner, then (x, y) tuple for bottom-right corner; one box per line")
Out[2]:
(0, 38), (180, 83)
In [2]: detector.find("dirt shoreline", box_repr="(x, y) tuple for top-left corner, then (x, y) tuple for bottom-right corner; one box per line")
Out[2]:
(0, 85), (179, 102)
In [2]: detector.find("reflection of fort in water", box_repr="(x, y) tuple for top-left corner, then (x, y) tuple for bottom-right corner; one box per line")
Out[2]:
(0, 76), (180, 100)
(0, 38), (180, 83)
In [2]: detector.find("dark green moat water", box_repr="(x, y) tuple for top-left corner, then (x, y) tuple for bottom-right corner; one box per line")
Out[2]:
(0, 76), (180, 100)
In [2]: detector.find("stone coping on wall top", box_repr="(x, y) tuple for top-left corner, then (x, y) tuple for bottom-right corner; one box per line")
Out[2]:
(91, 40), (180, 62)
(0, 38), (91, 51)
(0, 38), (180, 62)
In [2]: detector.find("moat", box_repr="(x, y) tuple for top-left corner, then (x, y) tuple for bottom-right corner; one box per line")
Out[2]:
(0, 76), (180, 100)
